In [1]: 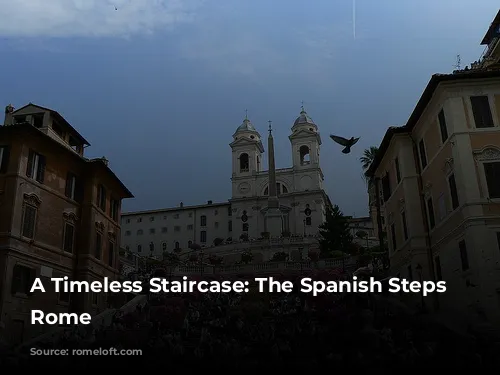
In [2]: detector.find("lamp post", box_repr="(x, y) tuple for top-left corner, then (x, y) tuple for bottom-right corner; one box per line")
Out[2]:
(298, 247), (304, 274)
(416, 263), (426, 312)
(200, 250), (205, 276)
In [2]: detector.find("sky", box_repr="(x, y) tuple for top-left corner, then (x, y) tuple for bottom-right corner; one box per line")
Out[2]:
(0, 0), (498, 217)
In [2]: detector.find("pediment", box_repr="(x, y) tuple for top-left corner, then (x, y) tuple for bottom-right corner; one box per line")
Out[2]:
(289, 129), (322, 144)
(230, 137), (265, 152)
(12, 103), (48, 116)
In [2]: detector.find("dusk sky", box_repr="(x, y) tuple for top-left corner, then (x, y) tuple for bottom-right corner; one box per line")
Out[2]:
(1, 0), (498, 217)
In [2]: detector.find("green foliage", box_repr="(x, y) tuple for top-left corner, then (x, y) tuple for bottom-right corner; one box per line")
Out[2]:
(270, 251), (289, 262)
(318, 205), (353, 258)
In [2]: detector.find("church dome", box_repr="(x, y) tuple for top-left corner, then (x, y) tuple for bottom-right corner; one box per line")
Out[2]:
(235, 118), (257, 133)
(293, 107), (315, 127)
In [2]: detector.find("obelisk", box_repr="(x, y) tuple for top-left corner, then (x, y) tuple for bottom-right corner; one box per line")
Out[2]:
(265, 121), (283, 237)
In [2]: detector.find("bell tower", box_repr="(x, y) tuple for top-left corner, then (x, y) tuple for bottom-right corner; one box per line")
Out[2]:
(289, 105), (322, 169)
(230, 113), (264, 198)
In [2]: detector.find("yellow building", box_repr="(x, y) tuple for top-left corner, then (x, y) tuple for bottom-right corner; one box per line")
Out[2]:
(367, 10), (500, 328)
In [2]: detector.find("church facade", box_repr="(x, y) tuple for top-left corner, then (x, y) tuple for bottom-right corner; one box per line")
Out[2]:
(120, 108), (332, 258)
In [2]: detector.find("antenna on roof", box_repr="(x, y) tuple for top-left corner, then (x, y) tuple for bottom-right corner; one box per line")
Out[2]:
(453, 54), (461, 70)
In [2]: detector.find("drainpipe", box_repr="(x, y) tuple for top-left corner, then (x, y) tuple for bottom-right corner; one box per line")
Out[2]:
(373, 178), (387, 269)
(409, 135), (439, 311)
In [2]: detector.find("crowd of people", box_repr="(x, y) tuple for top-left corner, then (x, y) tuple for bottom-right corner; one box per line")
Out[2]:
(3, 268), (499, 369)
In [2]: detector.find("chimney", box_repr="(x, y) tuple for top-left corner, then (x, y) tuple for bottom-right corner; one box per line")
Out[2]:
(180, 202), (184, 208)
(4, 104), (14, 125)
(207, 200), (212, 205)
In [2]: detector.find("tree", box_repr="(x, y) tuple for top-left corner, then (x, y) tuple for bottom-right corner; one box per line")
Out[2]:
(360, 146), (378, 180)
(318, 205), (353, 258)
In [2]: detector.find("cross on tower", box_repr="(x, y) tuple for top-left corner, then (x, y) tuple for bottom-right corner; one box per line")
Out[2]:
(245, 109), (248, 120)
(301, 100), (305, 111)
(268, 120), (273, 135)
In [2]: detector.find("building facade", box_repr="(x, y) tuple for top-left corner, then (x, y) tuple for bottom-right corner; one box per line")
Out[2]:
(121, 108), (330, 259)
(0, 103), (132, 343)
(367, 10), (500, 328)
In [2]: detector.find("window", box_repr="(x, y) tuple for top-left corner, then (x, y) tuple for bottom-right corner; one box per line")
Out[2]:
(305, 217), (312, 226)
(459, 240), (469, 271)
(137, 244), (142, 253)
(300, 145), (310, 165)
(200, 231), (207, 243)
(187, 225), (193, 230)
(162, 227), (168, 233)
(162, 242), (167, 251)
(401, 211), (408, 241)
(95, 232), (102, 260)
(448, 174), (459, 210)
(228, 221), (232, 232)
(11, 265), (35, 295)
(242, 223), (249, 231)
(110, 199), (119, 221)
(125, 230), (131, 236)
(407, 265), (413, 281)
(150, 216), (154, 222)
(163, 215), (168, 220)
(0, 145), (10, 173)
(26, 150), (46, 183)
(484, 162), (500, 199)
(137, 229), (143, 235)
(438, 109), (449, 143)
(418, 140), (427, 169)
(470, 96), (494, 128)
(149, 242), (154, 253)
(390, 223), (397, 251)
(188, 240), (192, 248)
(435, 256), (442, 281)
(21, 205), (37, 239)
(63, 223), (75, 253)
(200, 215), (207, 227)
(228, 206), (232, 216)
(214, 209), (218, 216)
(65, 172), (77, 200)
(97, 184), (106, 211)
(214, 222), (219, 229)
(108, 241), (114, 267)
(426, 197), (435, 230)
(174, 214), (179, 219)
(438, 193), (447, 220)
(150, 228), (155, 234)
(125, 218), (130, 224)
(175, 241), (180, 250)
(33, 114), (44, 128)
(137, 217), (142, 223)
(382, 173), (391, 202)
(240, 153), (249, 172)
(395, 158), (401, 184)
(174, 226), (181, 232)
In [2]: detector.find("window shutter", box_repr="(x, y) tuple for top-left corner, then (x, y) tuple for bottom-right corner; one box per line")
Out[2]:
(0, 146), (10, 173)
(75, 178), (84, 202)
(26, 150), (34, 177)
(38, 154), (46, 183)
(65, 172), (72, 198)
(27, 268), (37, 295)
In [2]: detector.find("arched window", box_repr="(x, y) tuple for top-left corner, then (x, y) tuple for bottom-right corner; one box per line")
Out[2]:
(137, 244), (142, 252)
(263, 183), (288, 196)
(188, 240), (192, 248)
(300, 145), (310, 165)
(240, 153), (249, 172)
(162, 242), (167, 251)
(175, 241), (180, 250)
(305, 217), (312, 226)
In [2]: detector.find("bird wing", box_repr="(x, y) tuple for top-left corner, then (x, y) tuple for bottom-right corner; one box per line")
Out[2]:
(351, 137), (360, 145)
(330, 135), (350, 146)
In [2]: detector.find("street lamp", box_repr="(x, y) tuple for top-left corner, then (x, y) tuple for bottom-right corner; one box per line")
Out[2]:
(200, 250), (205, 276)
(416, 263), (426, 312)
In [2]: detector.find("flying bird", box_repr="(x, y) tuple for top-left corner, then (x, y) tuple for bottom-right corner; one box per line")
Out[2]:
(330, 135), (360, 154)
(115, 6), (118, 10)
